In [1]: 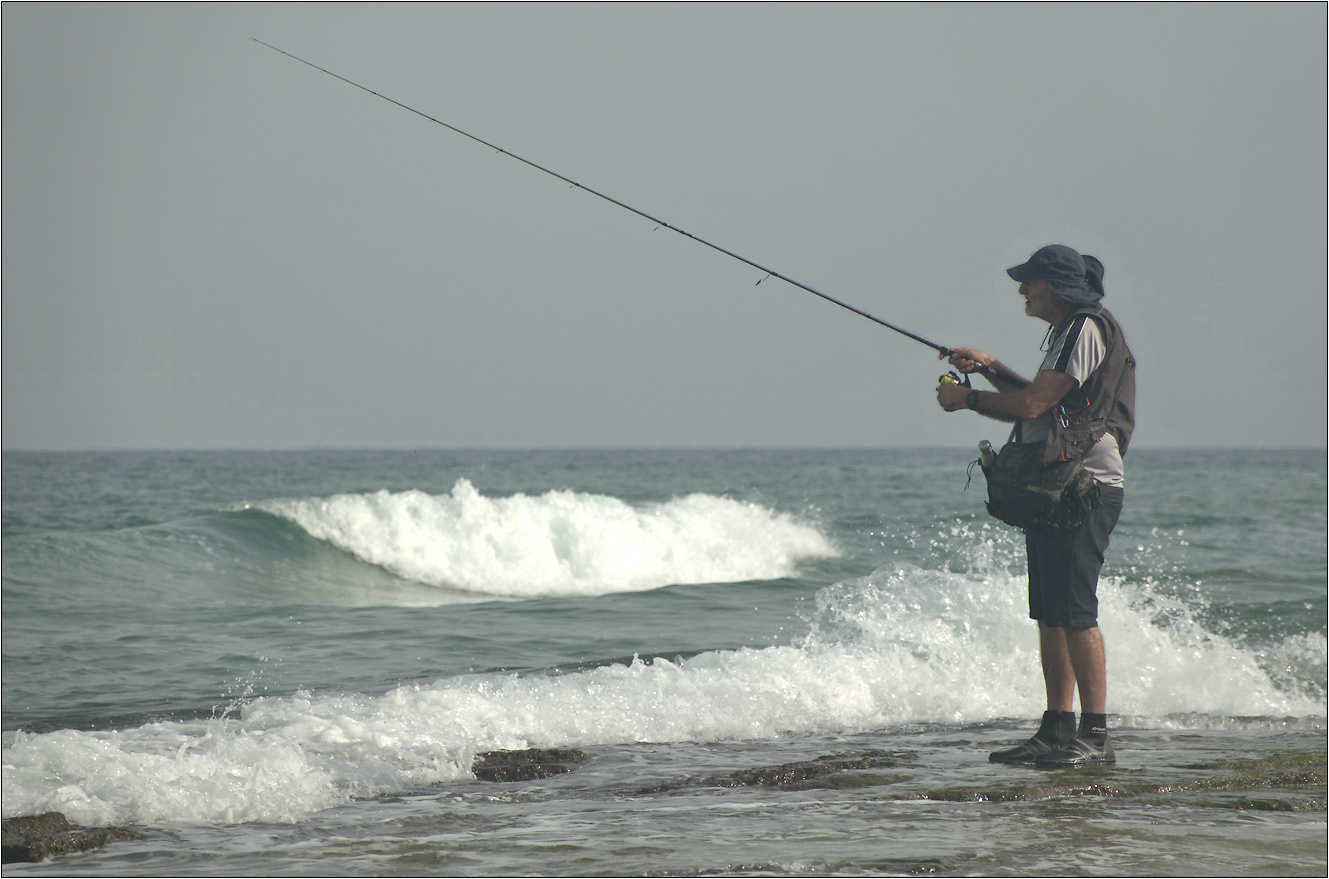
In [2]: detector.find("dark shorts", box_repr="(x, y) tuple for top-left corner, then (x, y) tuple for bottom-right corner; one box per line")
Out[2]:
(1025, 487), (1124, 628)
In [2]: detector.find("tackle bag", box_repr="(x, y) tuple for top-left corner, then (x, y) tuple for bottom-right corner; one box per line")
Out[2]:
(981, 441), (1099, 532)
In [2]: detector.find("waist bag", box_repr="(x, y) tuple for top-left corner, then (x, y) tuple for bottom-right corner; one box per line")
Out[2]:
(979, 342), (1131, 532)
(981, 441), (1099, 532)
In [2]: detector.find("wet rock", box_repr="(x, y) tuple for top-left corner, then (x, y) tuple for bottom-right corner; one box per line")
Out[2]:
(640, 749), (917, 794)
(917, 749), (1327, 810)
(918, 779), (1125, 803)
(472, 747), (589, 782)
(2, 812), (143, 864)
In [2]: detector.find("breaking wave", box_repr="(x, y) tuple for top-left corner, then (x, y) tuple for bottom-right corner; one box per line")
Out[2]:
(5, 557), (1321, 827)
(250, 479), (838, 598)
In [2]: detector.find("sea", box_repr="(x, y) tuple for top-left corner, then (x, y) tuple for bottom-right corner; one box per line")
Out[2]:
(2, 448), (1325, 877)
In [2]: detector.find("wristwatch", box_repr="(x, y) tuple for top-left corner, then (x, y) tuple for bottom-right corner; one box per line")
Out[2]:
(965, 390), (980, 410)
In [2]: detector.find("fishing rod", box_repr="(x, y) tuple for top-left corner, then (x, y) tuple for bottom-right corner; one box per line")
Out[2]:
(252, 39), (1025, 389)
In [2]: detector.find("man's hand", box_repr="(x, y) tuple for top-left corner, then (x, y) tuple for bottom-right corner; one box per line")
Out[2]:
(937, 381), (971, 412)
(937, 368), (1077, 420)
(940, 347), (1030, 393)
(941, 347), (992, 375)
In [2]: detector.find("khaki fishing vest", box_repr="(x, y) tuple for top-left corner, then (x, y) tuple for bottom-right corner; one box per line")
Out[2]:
(1054, 306), (1137, 455)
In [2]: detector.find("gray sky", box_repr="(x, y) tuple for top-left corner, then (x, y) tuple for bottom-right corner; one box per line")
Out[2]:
(4, 3), (1325, 450)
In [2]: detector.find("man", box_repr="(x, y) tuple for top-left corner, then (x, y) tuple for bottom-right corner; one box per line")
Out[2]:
(935, 244), (1136, 768)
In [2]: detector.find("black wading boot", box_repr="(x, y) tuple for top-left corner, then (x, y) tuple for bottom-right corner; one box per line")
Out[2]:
(989, 710), (1075, 764)
(1035, 713), (1115, 768)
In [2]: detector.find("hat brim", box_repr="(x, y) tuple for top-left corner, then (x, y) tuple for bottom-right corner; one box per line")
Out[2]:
(1006, 260), (1042, 282)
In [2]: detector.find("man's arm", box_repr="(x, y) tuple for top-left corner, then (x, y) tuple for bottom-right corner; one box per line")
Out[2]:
(937, 369), (1076, 421)
(941, 347), (1029, 393)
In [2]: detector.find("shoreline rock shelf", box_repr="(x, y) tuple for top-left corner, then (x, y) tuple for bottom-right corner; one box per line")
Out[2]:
(2, 812), (144, 864)
(471, 747), (589, 782)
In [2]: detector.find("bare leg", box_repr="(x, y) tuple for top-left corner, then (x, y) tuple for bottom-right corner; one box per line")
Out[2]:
(1040, 623), (1107, 714)
(1064, 625), (1107, 715)
(1039, 622), (1076, 712)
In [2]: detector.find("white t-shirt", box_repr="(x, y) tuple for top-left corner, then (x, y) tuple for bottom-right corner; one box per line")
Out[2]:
(1018, 317), (1125, 488)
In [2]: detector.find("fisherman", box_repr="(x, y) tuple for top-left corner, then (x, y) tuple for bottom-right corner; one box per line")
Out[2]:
(935, 244), (1136, 767)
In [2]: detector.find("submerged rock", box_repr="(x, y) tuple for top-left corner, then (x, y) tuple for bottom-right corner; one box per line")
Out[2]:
(640, 749), (917, 794)
(2, 812), (143, 864)
(919, 748), (1328, 810)
(472, 747), (589, 782)
(630, 746), (1327, 813)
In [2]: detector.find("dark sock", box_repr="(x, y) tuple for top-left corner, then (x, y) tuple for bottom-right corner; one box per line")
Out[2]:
(1078, 712), (1108, 747)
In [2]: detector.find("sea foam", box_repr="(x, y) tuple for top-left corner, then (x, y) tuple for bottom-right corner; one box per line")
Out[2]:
(254, 479), (837, 598)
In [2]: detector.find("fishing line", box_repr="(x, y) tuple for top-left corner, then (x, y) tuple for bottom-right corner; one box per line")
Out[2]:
(253, 39), (1021, 386)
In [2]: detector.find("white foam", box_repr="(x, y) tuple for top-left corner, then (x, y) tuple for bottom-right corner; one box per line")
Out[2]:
(4, 559), (1322, 827)
(801, 562), (1327, 723)
(254, 480), (838, 598)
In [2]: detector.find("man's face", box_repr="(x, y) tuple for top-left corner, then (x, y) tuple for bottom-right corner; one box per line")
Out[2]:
(1019, 278), (1059, 323)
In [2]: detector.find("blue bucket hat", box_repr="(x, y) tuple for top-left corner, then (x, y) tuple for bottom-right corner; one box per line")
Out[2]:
(1007, 244), (1104, 306)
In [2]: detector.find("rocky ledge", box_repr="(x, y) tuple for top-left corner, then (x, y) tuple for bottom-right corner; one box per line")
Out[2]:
(2, 812), (144, 864)
(472, 747), (589, 782)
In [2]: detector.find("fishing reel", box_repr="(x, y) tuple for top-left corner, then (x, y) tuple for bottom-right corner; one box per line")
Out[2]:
(938, 370), (971, 388)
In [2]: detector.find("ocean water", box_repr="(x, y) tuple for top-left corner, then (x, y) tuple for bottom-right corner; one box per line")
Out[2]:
(2, 448), (1325, 877)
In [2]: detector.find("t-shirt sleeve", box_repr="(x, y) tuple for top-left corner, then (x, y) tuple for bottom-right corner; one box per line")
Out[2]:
(1042, 315), (1106, 388)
